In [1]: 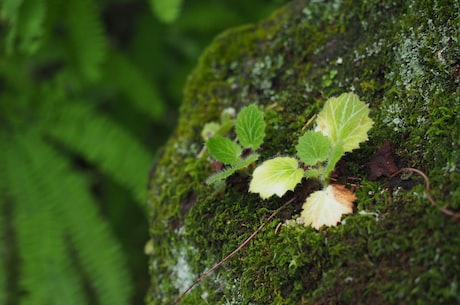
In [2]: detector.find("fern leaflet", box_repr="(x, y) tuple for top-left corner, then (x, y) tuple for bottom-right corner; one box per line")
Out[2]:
(206, 154), (259, 185)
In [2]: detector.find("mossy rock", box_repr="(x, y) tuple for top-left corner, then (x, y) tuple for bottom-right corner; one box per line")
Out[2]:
(147, 0), (460, 304)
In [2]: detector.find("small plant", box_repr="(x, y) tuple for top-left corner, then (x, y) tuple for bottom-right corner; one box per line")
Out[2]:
(250, 92), (373, 229)
(203, 104), (265, 184)
(178, 93), (458, 303)
(178, 93), (373, 303)
(203, 93), (374, 229)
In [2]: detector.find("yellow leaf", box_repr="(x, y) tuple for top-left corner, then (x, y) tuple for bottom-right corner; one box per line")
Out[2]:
(300, 184), (355, 230)
(249, 157), (303, 199)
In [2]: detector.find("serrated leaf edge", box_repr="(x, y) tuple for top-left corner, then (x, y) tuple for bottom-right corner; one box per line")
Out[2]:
(235, 105), (266, 150)
(206, 154), (259, 185)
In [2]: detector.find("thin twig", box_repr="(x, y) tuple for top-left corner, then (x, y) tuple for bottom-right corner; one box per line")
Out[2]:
(301, 114), (317, 131)
(391, 167), (459, 219)
(174, 196), (296, 304)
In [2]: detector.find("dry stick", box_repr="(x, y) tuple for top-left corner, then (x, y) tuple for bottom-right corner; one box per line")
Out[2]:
(174, 196), (296, 304)
(301, 114), (317, 131)
(392, 167), (460, 219)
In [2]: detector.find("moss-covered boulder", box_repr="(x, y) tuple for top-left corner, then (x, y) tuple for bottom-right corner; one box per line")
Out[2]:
(147, 0), (460, 304)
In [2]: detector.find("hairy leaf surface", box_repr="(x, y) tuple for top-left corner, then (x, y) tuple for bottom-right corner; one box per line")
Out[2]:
(206, 136), (242, 164)
(236, 104), (265, 150)
(206, 154), (259, 185)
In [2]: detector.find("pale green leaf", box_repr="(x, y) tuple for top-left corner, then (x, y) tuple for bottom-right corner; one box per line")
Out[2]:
(305, 169), (321, 179)
(236, 104), (265, 150)
(249, 157), (303, 199)
(206, 154), (259, 184)
(201, 122), (220, 141)
(315, 93), (373, 152)
(296, 131), (330, 166)
(323, 144), (345, 178)
(220, 107), (236, 123)
(300, 184), (355, 230)
(206, 136), (242, 164)
(216, 120), (234, 137)
(215, 107), (236, 136)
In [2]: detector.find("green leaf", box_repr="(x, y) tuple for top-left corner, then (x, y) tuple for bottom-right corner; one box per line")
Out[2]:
(235, 104), (266, 150)
(201, 122), (221, 141)
(296, 131), (330, 166)
(316, 93), (373, 152)
(49, 103), (152, 207)
(5, 0), (46, 55)
(66, 0), (108, 81)
(206, 136), (242, 164)
(249, 157), (303, 199)
(300, 185), (355, 230)
(104, 51), (165, 120)
(323, 144), (345, 178)
(305, 169), (321, 179)
(206, 154), (259, 185)
(150, 0), (182, 24)
(216, 119), (234, 137)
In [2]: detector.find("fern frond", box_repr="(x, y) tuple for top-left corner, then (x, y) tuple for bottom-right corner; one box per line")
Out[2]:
(103, 51), (165, 120)
(0, 148), (7, 305)
(64, 0), (107, 81)
(3, 132), (132, 305)
(0, 138), (16, 305)
(206, 153), (259, 185)
(4, 133), (89, 305)
(2, 0), (47, 55)
(1, 0), (22, 55)
(47, 102), (153, 208)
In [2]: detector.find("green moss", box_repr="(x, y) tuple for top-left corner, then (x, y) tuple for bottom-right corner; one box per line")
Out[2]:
(147, 0), (460, 304)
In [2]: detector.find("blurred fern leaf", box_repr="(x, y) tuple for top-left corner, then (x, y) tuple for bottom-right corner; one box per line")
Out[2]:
(48, 102), (153, 208)
(104, 51), (165, 120)
(150, 0), (183, 24)
(1, 132), (132, 305)
(64, 0), (107, 81)
(0, 0), (151, 301)
(0, 0), (286, 304)
(3, 0), (46, 55)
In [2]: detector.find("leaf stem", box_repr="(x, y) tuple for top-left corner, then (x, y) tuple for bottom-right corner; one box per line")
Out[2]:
(391, 167), (460, 219)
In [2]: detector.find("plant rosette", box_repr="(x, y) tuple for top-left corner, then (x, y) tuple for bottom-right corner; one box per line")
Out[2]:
(181, 92), (375, 304)
(249, 93), (373, 229)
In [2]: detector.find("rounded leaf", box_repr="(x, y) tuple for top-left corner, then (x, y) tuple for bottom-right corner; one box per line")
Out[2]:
(296, 131), (330, 166)
(206, 136), (242, 164)
(300, 184), (355, 230)
(249, 157), (303, 199)
(201, 122), (220, 141)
